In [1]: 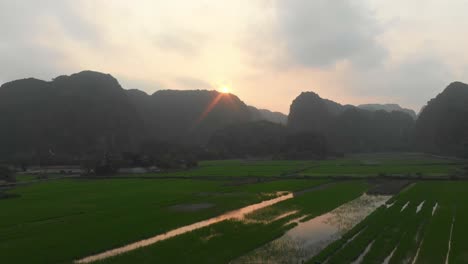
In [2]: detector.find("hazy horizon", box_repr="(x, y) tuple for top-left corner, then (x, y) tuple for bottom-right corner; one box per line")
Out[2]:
(2, 0), (468, 113)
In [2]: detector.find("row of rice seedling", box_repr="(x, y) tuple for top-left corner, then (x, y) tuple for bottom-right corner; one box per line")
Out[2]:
(310, 182), (468, 264)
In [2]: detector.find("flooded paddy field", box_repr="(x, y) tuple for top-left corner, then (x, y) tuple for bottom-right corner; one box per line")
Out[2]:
(0, 178), (327, 263)
(231, 194), (390, 264)
(95, 181), (370, 264)
(309, 181), (468, 264)
(1, 153), (467, 264)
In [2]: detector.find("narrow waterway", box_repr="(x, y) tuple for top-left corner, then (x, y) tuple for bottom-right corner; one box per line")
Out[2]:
(231, 194), (391, 264)
(75, 192), (294, 263)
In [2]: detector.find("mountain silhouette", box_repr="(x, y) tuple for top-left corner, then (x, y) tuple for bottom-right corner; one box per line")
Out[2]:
(1, 71), (467, 161)
(0, 71), (263, 161)
(287, 92), (415, 152)
(248, 106), (287, 125)
(414, 82), (468, 156)
(358, 104), (417, 119)
(0, 71), (143, 161)
(130, 89), (253, 143)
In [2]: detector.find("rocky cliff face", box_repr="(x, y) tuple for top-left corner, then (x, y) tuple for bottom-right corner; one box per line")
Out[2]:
(414, 82), (468, 156)
(0, 71), (256, 160)
(287, 91), (415, 152)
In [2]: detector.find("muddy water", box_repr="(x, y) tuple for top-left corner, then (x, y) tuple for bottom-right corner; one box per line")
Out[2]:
(231, 194), (390, 264)
(75, 192), (294, 263)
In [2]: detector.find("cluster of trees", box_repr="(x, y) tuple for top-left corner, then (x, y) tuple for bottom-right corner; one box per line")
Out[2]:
(79, 141), (202, 175)
(208, 121), (328, 159)
(0, 165), (14, 182)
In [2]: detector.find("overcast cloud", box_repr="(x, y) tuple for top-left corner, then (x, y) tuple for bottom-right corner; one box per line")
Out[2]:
(274, 0), (386, 68)
(0, 0), (467, 113)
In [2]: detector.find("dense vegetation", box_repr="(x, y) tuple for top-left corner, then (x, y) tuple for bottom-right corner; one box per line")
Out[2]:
(0, 165), (14, 182)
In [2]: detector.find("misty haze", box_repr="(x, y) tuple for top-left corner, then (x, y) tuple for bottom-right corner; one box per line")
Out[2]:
(1, 1), (468, 264)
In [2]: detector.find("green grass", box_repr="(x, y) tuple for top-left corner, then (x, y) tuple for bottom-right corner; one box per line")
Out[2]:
(309, 182), (468, 264)
(99, 220), (294, 264)
(302, 164), (460, 176)
(127, 153), (463, 178)
(153, 159), (314, 177)
(15, 174), (38, 182)
(0, 178), (327, 264)
(301, 153), (463, 177)
(2, 153), (466, 264)
(98, 181), (369, 264)
(12, 174), (70, 183)
(416, 205), (452, 264)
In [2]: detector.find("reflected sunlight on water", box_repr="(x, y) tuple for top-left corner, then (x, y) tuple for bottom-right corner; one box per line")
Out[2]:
(231, 194), (390, 264)
(75, 192), (294, 263)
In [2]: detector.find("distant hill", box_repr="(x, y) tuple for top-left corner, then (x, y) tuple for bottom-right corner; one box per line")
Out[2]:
(414, 82), (468, 156)
(288, 92), (341, 133)
(135, 89), (253, 143)
(2, 70), (468, 160)
(0, 71), (263, 161)
(248, 106), (287, 125)
(287, 92), (415, 152)
(0, 71), (143, 161)
(358, 104), (417, 119)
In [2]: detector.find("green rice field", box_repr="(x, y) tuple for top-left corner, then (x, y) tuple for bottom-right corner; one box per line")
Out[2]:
(1, 153), (467, 264)
(0, 178), (327, 263)
(147, 153), (463, 178)
(309, 181), (468, 264)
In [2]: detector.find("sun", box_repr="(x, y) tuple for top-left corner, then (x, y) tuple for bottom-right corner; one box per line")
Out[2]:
(220, 86), (231, 94)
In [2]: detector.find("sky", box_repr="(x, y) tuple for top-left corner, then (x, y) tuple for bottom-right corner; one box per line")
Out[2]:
(1, 0), (468, 114)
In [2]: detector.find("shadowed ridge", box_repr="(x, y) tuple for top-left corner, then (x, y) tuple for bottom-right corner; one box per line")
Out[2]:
(415, 81), (468, 156)
(358, 103), (417, 119)
(288, 91), (345, 133)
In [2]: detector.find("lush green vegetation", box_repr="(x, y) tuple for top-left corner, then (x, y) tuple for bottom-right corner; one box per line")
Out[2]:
(0, 178), (327, 264)
(125, 153), (463, 178)
(308, 182), (468, 264)
(154, 159), (314, 177)
(2, 155), (466, 264)
(302, 153), (462, 177)
(99, 181), (368, 264)
(14, 174), (37, 182)
(99, 220), (294, 264)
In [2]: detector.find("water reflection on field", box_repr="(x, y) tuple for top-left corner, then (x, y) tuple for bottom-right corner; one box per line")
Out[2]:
(232, 194), (390, 264)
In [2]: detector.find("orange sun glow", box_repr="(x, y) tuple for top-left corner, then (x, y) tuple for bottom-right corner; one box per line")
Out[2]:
(220, 86), (230, 93)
